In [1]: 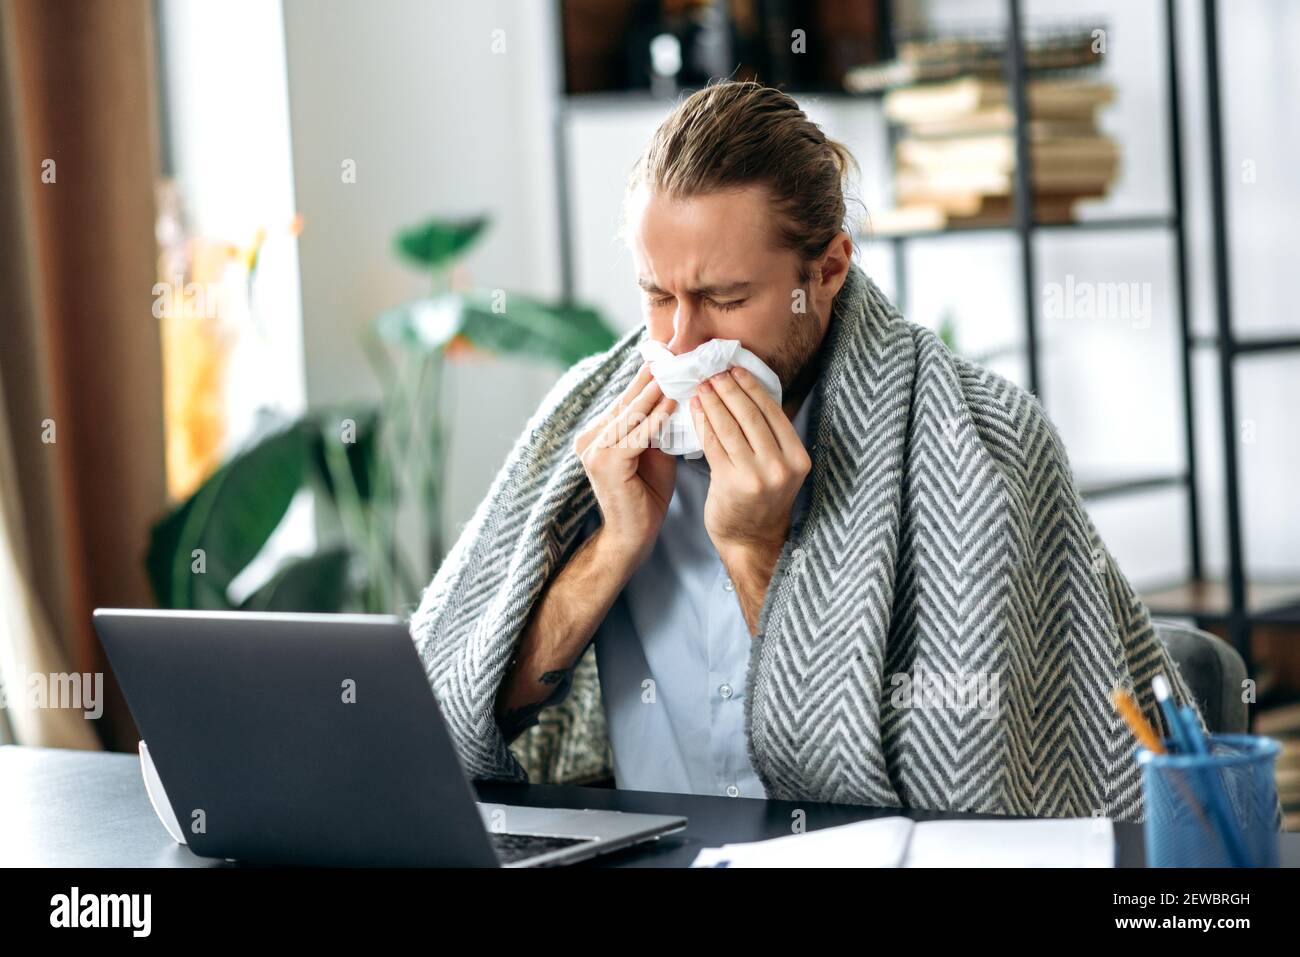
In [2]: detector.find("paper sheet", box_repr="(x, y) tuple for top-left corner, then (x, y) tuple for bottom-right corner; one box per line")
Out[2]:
(690, 816), (915, 867)
(902, 818), (1115, 868)
(689, 816), (1115, 868)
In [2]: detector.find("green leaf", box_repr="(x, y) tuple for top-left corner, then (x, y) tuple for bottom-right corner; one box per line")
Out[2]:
(238, 547), (354, 613)
(458, 292), (618, 366)
(146, 420), (309, 609)
(306, 406), (381, 504)
(937, 311), (959, 354)
(374, 292), (618, 367)
(373, 297), (465, 352)
(393, 215), (488, 270)
(145, 489), (200, 608)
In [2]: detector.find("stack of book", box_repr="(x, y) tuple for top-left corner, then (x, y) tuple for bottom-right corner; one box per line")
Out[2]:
(870, 75), (1120, 234)
(845, 30), (1105, 92)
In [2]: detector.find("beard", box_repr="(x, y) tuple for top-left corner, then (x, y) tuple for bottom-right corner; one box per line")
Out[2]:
(757, 302), (826, 402)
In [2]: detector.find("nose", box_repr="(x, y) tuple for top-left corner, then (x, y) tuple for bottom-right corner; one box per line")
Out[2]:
(666, 298), (710, 355)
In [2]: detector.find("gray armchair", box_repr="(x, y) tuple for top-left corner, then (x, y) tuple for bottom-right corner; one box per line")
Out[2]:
(1153, 619), (1249, 734)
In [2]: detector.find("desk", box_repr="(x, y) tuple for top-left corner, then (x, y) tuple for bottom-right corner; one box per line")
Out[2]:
(4, 745), (1297, 867)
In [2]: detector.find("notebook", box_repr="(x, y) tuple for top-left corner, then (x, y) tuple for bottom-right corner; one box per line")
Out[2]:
(690, 816), (1115, 867)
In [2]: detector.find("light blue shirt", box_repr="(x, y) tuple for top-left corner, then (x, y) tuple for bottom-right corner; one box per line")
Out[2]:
(579, 384), (818, 798)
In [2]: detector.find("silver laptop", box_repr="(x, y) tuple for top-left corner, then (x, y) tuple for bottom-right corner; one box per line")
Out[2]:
(93, 609), (685, 867)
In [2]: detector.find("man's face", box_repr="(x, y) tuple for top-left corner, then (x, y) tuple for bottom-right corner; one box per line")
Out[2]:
(625, 183), (842, 392)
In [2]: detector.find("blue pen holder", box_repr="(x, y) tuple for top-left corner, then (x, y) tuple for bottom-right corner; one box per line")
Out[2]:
(1137, 734), (1282, 868)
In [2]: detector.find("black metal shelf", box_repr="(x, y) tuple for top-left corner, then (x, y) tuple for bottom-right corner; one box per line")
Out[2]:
(1144, 579), (1300, 627)
(1191, 334), (1300, 356)
(1251, 603), (1300, 627)
(879, 0), (1197, 545)
(867, 213), (1176, 243)
(561, 88), (880, 112)
(879, 0), (1299, 694)
(1077, 472), (1188, 502)
(1037, 214), (1179, 233)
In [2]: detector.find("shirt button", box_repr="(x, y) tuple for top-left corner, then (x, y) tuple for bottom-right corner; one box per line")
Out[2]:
(719, 683), (733, 699)
(723, 578), (734, 591)
(726, 785), (740, 797)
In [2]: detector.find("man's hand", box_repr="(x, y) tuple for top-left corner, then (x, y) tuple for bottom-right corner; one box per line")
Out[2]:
(497, 367), (677, 741)
(691, 365), (812, 634)
(574, 363), (678, 570)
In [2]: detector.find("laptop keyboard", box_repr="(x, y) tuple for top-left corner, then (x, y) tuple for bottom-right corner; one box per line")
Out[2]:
(488, 830), (596, 865)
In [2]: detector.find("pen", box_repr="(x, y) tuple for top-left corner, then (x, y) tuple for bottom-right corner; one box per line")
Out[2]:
(1152, 675), (1250, 867)
(1151, 675), (1193, 754)
(1111, 686), (1212, 835)
(1178, 700), (1252, 868)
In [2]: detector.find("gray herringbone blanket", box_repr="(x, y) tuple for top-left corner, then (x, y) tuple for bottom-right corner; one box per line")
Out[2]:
(410, 260), (1206, 822)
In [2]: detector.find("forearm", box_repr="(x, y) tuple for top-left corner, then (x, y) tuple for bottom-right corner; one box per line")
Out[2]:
(494, 526), (637, 737)
(718, 540), (783, 636)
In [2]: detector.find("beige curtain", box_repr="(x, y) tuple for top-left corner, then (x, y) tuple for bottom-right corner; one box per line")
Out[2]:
(0, 0), (166, 749)
(0, 380), (98, 748)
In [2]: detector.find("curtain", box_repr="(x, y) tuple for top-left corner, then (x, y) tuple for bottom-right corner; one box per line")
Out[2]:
(0, 0), (166, 749)
(0, 376), (98, 748)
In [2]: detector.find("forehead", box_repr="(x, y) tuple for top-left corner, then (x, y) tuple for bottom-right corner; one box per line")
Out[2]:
(625, 183), (784, 281)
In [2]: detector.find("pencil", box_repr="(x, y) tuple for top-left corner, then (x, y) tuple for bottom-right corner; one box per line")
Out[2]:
(1111, 685), (1214, 837)
(1112, 687), (1165, 754)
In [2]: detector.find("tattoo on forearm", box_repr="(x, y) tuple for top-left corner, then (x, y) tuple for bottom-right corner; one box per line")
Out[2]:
(497, 667), (576, 741)
(499, 702), (544, 738)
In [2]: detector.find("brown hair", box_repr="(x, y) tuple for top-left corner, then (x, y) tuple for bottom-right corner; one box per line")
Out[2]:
(623, 79), (862, 282)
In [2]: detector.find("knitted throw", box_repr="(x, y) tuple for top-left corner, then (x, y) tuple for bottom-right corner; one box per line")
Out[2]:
(410, 261), (1206, 822)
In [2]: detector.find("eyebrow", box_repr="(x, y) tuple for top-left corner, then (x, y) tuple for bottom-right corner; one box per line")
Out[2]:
(637, 278), (753, 298)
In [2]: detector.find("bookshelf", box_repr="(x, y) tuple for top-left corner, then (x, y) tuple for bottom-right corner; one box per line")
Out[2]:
(884, 0), (1300, 703)
(546, 0), (1300, 720)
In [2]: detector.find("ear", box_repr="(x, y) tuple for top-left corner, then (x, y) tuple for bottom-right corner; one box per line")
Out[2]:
(811, 231), (853, 311)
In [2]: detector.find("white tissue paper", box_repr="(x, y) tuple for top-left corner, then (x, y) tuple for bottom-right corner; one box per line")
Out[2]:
(637, 337), (783, 459)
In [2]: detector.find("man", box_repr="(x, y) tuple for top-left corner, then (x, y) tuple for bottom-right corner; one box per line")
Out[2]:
(411, 80), (1203, 820)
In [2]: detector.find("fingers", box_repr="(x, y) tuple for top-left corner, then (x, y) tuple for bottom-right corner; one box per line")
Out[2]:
(727, 366), (801, 455)
(593, 393), (675, 454)
(693, 379), (751, 465)
(597, 363), (655, 431)
(575, 364), (658, 456)
(704, 370), (783, 460)
(630, 398), (677, 452)
(594, 375), (665, 448)
(616, 363), (655, 415)
(689, 391), (727, 466)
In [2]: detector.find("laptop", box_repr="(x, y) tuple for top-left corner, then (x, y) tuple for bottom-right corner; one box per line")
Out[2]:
(93, 609), (686, 867)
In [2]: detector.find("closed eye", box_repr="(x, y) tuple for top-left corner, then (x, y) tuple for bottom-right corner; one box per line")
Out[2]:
(646, 295), (746, 311)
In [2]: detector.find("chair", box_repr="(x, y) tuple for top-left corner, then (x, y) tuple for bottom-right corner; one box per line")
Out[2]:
(1153, 618), (1249, 734)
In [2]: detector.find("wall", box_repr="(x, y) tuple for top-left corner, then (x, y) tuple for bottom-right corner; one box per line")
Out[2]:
(281, 0), (1299, 592)
(281, 0), (563, 568)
